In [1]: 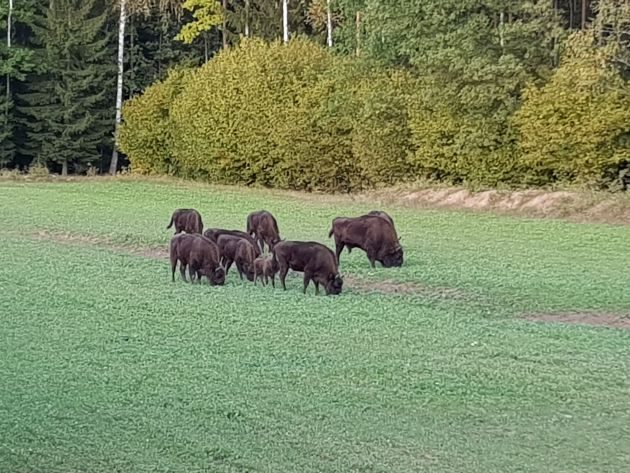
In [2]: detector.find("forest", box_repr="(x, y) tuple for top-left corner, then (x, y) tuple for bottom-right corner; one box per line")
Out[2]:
(1, 1), (629, 191)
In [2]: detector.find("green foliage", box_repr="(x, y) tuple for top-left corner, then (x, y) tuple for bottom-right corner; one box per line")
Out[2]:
(122, 38), (415, 191)
(119, 66), (193, 175)
(0, 0), (37, 166)
(175, 0), (223, 44)
(17, 0), (113, 173)
(515, 32), (630, 186)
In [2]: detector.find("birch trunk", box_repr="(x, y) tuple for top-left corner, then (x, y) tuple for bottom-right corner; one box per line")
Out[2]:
(326, 0), (332, 47)
(283, 0), (289, 43)
(245, 0), (250, 37)
(355, 10), (361, 56)
(5, 0), (13, 116)
(222, 0), (227, 48)
(110, 0), (126, 175)
(581, 0), (587, 28)
(499, 11), (505, 48)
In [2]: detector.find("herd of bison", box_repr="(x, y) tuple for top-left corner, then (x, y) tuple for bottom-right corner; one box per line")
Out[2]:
(167, 208), (404, 295)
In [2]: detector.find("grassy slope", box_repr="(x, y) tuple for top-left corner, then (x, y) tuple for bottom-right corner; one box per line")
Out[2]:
(1, 178), (629, 473)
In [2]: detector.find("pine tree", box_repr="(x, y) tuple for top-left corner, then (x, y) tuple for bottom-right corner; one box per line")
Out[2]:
(18, 0), (113, 175)
(0, 0), (36, 167)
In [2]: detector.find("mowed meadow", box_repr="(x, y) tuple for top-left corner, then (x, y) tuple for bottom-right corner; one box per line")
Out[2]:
(1, 177), (629, 473)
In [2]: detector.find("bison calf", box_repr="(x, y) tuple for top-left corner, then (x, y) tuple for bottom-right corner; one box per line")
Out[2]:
(166, 208), (204, 235)
(253, 255), (279, 287)
(273, 241), (343, 295)
(170, 233), (225, 285)
(329, 215), (403, 268)
(246, 210), (281, 253)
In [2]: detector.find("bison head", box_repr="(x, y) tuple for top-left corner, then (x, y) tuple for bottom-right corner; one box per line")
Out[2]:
(381, 245), (404, 267)
(209, 266), (226, 286)
(325, 273), (344, 295)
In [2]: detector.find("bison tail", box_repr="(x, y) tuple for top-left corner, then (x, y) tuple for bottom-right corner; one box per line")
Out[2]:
(166, 215), (174, 229)
(328, 227), (334, 238)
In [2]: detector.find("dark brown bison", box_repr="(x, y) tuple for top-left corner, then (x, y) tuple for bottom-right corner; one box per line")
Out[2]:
(234, 239), (258, 281)
(166, 208), (204, 235)
(216, 234), (248, 275)
(253, 255), (279, 287)
(246, 210), (281, 252)
(169, 233), (225, 285)
(328, 215), (403, 268)
(203, 228), (261, 257)
(366, 210), (396, 233)
(273, 241), (343, 295)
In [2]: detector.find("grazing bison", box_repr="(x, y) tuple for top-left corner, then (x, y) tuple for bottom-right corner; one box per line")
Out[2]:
(329, 215), (403, 268)
(169, 233), (225, 285)
(253, 255), (279, 287)
(216, 234), (247, 275)
(234, 239), (258, 281)
(166, 208), (204, 235)
(203, 228), (261, 257)
(246, 210), (281, 253)
(273, 241), (343, 295)
(366, 210), (396, 233)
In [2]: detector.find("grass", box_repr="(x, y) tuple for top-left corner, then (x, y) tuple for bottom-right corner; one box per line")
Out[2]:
(1, 177), (629, 472)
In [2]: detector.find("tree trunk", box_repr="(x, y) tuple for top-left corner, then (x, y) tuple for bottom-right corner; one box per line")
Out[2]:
(355, 10), (361, 56)
(283, 0), (289, 43)
(110, 0), (126, 175)
(222, 0), (228, 48)
(569, 0), (574, 29)
(245, 0), (250, 37)
(499, 11), (505, 49)
(5, 0), (12, 118)
(581, 0), (587, 29)
(326, 0), (332, 47)
(204, 32), (209, 62)
(61, 160), (68, 176)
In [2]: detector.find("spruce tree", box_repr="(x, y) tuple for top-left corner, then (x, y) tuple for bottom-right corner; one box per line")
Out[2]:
(0, 0), (36, 167)
(18, 0), (113, 175)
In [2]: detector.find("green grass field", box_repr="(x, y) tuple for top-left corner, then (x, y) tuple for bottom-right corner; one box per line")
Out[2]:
(1, 178), (629, 473)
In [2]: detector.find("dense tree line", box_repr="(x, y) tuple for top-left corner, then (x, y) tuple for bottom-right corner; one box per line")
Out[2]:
(2, 1), (629, 190)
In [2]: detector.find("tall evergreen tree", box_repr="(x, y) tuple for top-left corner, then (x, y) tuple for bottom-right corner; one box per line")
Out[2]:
(0, 0), (36, 167)
(18, 0), (113, 175)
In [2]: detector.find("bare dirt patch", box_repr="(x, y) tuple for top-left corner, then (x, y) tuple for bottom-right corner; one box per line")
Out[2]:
(31, 230), (168, 260)
(343, 275), (468, 299)
(355, 186), (630, 225)
(523, 312), (630, 329)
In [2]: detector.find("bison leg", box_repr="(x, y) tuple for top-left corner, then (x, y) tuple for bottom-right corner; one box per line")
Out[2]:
(224, 259), (233, 276)
(188, 265), (197, 283)
(180, 263), (188, 282)
(303, 272), (312, 294)
(335, 241), (345, 263)
(258, 238), (265, 255)
(171, 258), (177, 282)
(314, 280), (320, 296)
(236, 262), (244, 281)
(279, 265), (289, 290)
(270, 274), (275, 288)
(368, 254), (376, 268)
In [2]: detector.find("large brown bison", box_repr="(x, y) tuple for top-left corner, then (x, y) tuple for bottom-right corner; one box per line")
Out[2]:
(246, 210), (281, 252)
(253, 255), (279, 287)
(329, 215), (403, 268)
(203, 228), (261, 257)
(169, 233), (225, 285)
(366, 210), (397, 234)
(166, 208), (204, 235)
(273, 241), (343, 295)
(234, 239), (257, 281)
